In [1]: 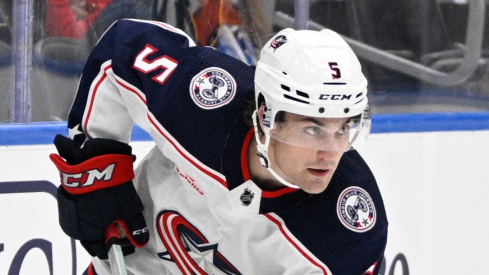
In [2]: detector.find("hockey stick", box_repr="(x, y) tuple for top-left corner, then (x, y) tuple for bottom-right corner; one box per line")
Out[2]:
(108, 243), (127, 275)
(105, 223), (129, 275)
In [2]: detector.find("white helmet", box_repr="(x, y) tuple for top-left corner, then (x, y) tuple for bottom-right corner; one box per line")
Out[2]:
(253, 28), (371, 188)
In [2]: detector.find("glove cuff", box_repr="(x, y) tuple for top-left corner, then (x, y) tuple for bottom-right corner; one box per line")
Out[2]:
(50, 153), (135, 194)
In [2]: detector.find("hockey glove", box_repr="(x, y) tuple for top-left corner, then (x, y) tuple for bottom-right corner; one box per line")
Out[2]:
(50, 134), (149, 259)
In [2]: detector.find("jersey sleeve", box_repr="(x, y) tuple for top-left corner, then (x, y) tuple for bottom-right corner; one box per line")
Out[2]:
(66, 19), (198, 146)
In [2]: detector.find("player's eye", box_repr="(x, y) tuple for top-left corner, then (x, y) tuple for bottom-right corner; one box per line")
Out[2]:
(304, 126), (321, 135)
(337, 124), (350, 135)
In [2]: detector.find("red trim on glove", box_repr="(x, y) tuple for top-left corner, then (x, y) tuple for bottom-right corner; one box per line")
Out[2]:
(50, 153), (135, 195)
(105, 220), (148, 248)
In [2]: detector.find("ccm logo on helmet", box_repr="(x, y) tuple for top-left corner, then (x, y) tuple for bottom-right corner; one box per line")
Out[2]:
(319, 94), (352, 100)
(62, 163), (115, 188)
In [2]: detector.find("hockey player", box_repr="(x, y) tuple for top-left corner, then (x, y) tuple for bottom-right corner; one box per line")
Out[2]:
(50, 19), (388, 274)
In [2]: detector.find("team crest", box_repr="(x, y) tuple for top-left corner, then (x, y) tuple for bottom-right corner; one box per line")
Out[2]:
(157, 211), (242, 274)
(190, 67), (236, 109)
(337, 186), (376, 233)
(270, 35), (287, 51)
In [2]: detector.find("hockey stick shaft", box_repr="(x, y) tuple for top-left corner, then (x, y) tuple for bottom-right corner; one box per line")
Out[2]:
(108, 243), (127, 275)
(106, 223), (128, 275)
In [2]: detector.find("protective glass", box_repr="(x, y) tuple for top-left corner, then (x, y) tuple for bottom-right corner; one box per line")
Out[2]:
(268, 111), (369, 152)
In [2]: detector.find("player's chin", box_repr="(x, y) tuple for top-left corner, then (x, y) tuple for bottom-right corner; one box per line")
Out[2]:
(296, 169), (331, 193)
(299, 178), (331, 194)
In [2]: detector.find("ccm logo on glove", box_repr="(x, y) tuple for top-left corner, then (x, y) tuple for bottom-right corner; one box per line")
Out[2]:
(133, 228), (149, 235)
(61, 163), (115, 187)
(50, 153), (135, 195)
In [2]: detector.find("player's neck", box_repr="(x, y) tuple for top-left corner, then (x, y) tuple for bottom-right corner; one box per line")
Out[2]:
(247, 137), (286, 191)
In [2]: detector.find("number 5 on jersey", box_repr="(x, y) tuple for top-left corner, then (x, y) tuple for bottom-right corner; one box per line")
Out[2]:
(133, 44), (178, 85)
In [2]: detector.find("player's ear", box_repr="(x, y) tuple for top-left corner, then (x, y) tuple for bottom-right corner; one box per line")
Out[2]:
(257, 103), (268, 132)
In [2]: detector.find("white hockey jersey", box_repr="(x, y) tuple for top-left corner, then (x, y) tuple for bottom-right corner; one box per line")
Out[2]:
(67, 19), (388, 275)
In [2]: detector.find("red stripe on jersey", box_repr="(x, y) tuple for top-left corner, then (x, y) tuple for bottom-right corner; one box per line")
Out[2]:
(262, 187), (298, 198)
(115, 72), (227, 188)
(264, 213), (330, 274)
(84, 65), (111, 138)
(84, 64), (227, 189)
(152, 21), (180, 33)
(115, 78), (147, 104)
(241, 129), (298, 198)
(147, 114), (229, 188)
(241, 128), (254, 181)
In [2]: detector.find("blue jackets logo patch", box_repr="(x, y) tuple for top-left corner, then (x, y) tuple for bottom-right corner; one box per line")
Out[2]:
(337, 186), (376, 233)
(157, 210), (242, 274)
(270, 35), (287, 52)
(190, 67), (236, 109)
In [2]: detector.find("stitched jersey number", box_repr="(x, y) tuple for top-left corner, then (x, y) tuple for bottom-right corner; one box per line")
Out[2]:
(328, 62), (341, 79)
(133, 44), (178, 85)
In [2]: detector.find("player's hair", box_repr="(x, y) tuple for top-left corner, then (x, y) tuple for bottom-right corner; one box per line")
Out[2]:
(243, 93), (261, 128)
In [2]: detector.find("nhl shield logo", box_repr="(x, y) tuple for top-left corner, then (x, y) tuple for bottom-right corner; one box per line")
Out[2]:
(337, 186), (376, 233)
(190, 67), (236, 109)
(240, 188), (254, 206)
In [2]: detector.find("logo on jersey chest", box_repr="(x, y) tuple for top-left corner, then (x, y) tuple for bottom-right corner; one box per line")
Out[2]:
(156, 210), (241, 274)
(190, 67), (236, 109)
(337, 186), (376, 233)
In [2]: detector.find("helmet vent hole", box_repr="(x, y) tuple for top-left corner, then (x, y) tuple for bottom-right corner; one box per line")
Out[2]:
(319, 107), (325, 113)
(356, 92), (363, 98)
(282, 71), (288, 75)
(280, 84), (290, 92)
(296, 90), (309, 98)
(344, 108), (350, 113)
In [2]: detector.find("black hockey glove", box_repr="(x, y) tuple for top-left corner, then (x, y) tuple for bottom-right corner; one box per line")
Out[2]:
(50, 135), (149, 259)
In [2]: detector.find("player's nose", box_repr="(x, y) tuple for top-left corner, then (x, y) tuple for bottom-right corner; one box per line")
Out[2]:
(316, 149), (340, 160)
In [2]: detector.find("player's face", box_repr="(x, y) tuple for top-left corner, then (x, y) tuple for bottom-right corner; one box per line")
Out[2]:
(267, 113), (348, 194)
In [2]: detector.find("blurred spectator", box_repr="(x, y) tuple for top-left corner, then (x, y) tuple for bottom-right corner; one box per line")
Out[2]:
(0, 1), (11, 45)
(44, 0), (111, 39)
(77, 0), (163, 60)
(191, 0), (268, 65)
(192, 0), (242, 46)
(43, 0), (267, 64)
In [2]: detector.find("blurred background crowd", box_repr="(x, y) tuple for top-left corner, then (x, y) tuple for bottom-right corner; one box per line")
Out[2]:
(1, 0), (488, 122)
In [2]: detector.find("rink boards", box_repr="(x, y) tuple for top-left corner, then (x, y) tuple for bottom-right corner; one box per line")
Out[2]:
(1, 113), (488, 275)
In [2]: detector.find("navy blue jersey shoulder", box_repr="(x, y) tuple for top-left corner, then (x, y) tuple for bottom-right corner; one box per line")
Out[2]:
(108, 20), (256, 176)
(69, 19), (205, 145)
(273, 150), (388, 274)
(156, 47), (255, 176)
(69, 19), (256, 178)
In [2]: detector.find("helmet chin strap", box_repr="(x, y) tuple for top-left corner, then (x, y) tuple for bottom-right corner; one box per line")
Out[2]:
(252, 111), (300, 189)
(266, 163), (300, 189)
